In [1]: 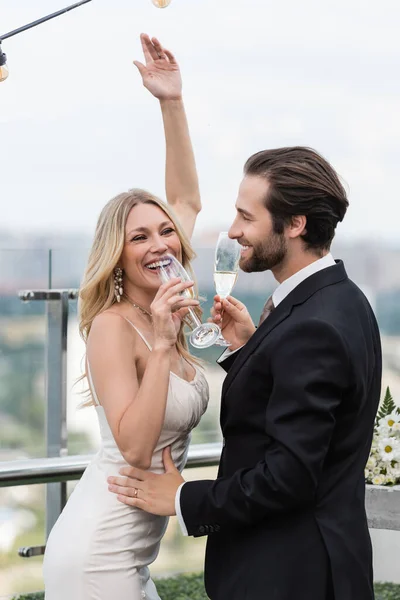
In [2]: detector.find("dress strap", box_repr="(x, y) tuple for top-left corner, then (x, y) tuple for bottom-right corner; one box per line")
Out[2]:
(123, 317), (153, 351)
(87, 361), (101, 406)
(86, 318), (152, 407)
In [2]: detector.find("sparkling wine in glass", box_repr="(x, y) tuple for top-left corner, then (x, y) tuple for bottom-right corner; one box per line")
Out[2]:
(213, 232), (241, 347)
(158, 254), (220, 349)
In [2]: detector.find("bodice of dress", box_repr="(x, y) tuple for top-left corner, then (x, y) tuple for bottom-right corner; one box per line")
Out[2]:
(88, 319), (209, 475)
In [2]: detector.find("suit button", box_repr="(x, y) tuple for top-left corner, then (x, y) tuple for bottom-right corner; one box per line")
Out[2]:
(209, 526), (214, 533)
(215, 524), (221, 532)
(204, 525), (210, 533)
(198, 526), (205, 534)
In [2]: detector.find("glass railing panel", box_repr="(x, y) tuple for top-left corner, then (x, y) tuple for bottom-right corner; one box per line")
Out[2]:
(0, 484), (45, 597)
(50, 247), (99, 455)
(0, 249), (50, 460)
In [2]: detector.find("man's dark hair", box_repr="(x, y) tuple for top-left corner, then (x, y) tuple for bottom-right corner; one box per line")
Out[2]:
(244, 147), (349, 252)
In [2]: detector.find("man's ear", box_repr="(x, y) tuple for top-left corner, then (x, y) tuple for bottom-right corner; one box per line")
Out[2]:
(287, 215), (307, 239)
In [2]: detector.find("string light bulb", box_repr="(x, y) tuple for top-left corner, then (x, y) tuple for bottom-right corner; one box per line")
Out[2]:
(0, 44), (9, 82)
(0, 1), (93, 83)
(151, 0), (172, 7)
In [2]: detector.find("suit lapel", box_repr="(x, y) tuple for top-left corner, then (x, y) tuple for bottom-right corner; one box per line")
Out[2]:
(221, 260), (348, 401)
(222, 302), (292, 399)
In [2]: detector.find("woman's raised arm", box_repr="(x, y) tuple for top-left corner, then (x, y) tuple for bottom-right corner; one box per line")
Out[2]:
(134, 33), (201, 239)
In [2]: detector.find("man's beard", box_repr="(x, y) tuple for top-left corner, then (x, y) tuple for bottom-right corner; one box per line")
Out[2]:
(240, 233), (287, 273)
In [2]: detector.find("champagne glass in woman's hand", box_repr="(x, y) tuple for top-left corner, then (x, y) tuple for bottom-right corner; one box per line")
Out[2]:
(150, 278), (200, 350)
(134, 33), (182, 101)
(158, 255), (220, 349)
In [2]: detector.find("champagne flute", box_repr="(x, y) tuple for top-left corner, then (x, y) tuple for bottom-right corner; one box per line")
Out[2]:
(213, 232), (241, 347)
(158, 254), (221, 349)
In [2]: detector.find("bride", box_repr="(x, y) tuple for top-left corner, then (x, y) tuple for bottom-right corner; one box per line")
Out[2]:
(43, 34), (209, 600)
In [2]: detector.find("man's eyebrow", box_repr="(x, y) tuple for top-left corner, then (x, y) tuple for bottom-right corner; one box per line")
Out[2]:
(236, 207), (254, 218)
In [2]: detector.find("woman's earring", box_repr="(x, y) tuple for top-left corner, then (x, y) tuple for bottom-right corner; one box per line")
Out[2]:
(114, 267), (123, 303)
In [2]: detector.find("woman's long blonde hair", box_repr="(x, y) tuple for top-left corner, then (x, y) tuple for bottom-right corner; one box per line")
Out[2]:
(79, 189), (201, 405)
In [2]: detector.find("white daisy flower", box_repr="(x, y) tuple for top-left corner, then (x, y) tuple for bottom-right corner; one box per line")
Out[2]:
(378, 423), (390, 436)
(382, 413), (400, 429)
(378, 437), (399, 462)
(372, 474), (385, 485)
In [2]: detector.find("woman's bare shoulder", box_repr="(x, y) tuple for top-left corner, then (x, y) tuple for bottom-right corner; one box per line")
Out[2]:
(88, 309), (135, 345)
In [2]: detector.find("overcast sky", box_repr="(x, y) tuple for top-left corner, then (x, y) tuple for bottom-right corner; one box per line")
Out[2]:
(1, 0), (399, 242)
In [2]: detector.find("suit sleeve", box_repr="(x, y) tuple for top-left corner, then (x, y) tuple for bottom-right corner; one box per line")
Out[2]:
(180, 319), (350, 537)
(217, 346), (244, 373)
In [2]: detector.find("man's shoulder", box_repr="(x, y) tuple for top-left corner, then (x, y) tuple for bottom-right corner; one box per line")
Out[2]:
(280, 277), (374, 335)
(321, 274), (374, 312)
(307, 271), (369, 306)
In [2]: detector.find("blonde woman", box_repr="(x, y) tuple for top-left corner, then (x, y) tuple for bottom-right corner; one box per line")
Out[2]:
(43, 34), (209, 600)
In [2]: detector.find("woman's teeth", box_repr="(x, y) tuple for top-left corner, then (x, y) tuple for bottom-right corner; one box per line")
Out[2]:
(145, 259), (171, 270)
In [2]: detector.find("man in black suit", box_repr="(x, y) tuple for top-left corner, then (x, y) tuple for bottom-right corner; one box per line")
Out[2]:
(108, 147), (382, 600)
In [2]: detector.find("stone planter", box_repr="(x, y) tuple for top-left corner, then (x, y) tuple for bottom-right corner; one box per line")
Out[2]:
(366, 484), (400, 530)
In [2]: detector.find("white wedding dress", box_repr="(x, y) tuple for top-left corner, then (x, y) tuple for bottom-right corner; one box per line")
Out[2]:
(43, 320), (209, 600)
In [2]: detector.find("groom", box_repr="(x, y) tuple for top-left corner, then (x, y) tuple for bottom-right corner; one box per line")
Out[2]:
(108, 146), (382, 600)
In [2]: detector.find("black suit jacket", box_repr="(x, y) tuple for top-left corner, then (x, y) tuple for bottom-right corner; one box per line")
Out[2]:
(180, 261), (381, 600)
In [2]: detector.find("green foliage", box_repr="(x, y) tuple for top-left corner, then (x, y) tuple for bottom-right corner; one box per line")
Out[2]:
(11, 595), (43, 600)
(375, 583), (400, 600)
(0, 338), (45, 434)
(10, 575), (400, 600)
(156, 573), (208, 600)
(376, 387), (399, 427)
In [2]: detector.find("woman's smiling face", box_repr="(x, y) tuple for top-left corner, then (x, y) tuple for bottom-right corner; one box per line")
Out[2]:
(119, 202), (183, 293)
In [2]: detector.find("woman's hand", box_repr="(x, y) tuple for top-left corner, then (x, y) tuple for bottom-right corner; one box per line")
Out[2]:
(210, 295), (256, 351)
(134, 33), (182, 101)
(151, 278), (199, 350)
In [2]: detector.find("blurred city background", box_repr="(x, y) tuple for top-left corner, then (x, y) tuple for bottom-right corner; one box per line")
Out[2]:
(1, 0), (400, 596)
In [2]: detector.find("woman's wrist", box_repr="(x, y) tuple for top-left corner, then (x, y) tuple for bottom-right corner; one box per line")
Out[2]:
(152, 340), (175, 353)
(159, 96), (183, 108)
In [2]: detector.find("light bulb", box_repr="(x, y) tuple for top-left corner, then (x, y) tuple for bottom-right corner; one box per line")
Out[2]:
(151, 0), (172, 7)
(0, 45), (8, 82)
(0, 65), (9, 82)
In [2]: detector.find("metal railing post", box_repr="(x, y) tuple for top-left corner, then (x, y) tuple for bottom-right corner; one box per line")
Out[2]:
(45, 290), (69, 538)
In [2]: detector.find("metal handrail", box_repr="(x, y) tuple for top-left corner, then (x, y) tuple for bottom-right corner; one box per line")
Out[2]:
(1, 444), (400, 532)
(0, 443), (222, 487)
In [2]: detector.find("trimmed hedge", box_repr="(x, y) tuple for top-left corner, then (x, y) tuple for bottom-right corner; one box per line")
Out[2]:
(156, 573), (208, 599)
(375, 584), (400, 600)
(10, 574), (400, 600)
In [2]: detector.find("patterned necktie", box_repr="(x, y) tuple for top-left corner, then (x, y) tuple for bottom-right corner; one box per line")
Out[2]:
(258, 295), (275, 326)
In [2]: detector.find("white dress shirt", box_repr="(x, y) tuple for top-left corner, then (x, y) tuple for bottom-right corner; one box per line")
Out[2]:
(175, 252), (336, 535)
